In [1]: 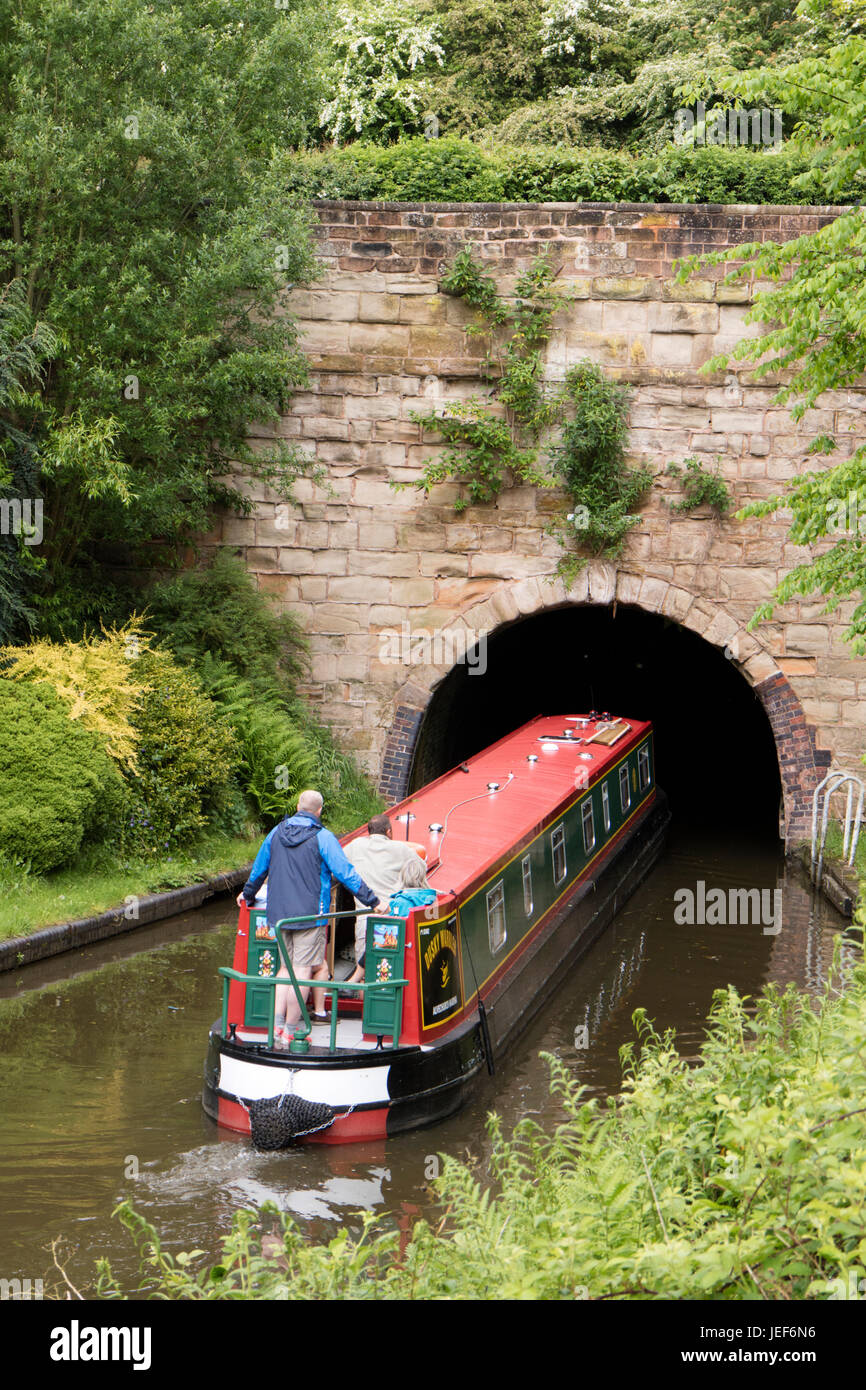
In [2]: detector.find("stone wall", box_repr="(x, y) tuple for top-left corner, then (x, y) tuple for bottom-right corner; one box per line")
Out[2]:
(221, 199), (866, 842)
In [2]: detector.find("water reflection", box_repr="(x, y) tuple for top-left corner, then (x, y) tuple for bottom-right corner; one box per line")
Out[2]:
(0, 829), (855, 1294)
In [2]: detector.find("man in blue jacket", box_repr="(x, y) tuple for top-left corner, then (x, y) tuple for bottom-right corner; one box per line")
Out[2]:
(237, 789), (385, 1043)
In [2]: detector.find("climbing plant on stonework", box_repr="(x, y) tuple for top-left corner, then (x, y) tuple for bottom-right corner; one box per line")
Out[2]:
(397, 245), (651, 578)
(395, 247), (569, 509)
(546, 362), (653, 585)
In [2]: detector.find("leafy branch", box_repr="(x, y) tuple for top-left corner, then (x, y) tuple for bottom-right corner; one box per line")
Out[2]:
(396, 246), (573, 512)
(547, 362), (653, 584)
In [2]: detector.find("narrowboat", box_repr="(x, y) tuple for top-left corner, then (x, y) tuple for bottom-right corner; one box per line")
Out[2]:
(202, 712), (669, 1145)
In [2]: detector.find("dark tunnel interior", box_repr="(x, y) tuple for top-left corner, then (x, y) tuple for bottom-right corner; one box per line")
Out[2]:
(408, 604), (783, 840)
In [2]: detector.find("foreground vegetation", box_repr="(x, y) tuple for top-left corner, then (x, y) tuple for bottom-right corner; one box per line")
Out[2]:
(98, 946), (866, 1299)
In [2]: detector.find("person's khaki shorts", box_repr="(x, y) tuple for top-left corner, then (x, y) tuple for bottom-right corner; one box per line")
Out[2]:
(278, 925), (325, 977)
(355, 915), (370, 966)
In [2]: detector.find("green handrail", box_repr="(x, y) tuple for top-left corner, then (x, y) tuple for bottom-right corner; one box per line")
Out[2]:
(222, 908), (408, 1053)
(218, 968), (408, 1052)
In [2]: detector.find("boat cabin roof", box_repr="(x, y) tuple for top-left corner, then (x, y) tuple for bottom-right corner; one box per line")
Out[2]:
(342, 713), (651, 906)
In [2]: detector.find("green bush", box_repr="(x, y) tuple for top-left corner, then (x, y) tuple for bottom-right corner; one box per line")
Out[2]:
(144, 550), (307, 703)
(299, 716), (384, 835)
(286, 137), (501, 202)
(285, 139), (846, 206)
(0, 682), (123, 873)
(193, 657), (381, 832)
(548, 361), (653, 579)
(231, 703), (318, 825)
(122, 652), (239, 855)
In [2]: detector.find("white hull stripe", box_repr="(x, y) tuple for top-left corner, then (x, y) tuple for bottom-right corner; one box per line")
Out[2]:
(219, 1053), (391, 1107)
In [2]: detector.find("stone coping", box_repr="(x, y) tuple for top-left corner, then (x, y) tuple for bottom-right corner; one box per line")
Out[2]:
(0, 864), (252, 974)
(312, 198), (850, 215)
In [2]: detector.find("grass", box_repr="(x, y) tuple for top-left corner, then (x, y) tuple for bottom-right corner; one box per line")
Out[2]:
(818, 818), (866, 877)
(0, 830), (264, 942)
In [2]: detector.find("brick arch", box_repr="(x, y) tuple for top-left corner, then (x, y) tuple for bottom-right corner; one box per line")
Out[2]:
(377, 566), (829, 844)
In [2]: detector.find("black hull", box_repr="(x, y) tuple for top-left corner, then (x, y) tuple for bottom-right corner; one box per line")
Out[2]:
(387, 786), (670, 1135)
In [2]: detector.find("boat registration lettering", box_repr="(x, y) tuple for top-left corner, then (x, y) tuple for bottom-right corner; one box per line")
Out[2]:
(432, 995), (458, 1017)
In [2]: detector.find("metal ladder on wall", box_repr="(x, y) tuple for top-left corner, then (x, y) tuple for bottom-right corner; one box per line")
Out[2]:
(811, 770), (865, 884)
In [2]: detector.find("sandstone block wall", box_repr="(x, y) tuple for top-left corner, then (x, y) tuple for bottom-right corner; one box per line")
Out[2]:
(219, 199), (866, 842)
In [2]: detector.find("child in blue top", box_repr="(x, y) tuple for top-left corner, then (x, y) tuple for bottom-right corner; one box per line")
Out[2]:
(388, 855), (437, 918)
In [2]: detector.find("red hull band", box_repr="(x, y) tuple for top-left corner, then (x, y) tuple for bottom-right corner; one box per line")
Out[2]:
(218, 1095), (251, 1134)
(306, 1106), (388, 1144)
(216, 1094), (388, 1145)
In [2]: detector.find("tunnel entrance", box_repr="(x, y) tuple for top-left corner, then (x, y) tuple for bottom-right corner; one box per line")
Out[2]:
(408, 604), (783, 840)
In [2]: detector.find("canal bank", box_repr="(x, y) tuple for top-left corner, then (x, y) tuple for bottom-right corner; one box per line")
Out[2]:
(791, 846), (861, 919)
(0, 865), (250, 973)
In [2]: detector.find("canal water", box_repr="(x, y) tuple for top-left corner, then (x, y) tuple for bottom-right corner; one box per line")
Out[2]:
(0, 827), (858, 1296)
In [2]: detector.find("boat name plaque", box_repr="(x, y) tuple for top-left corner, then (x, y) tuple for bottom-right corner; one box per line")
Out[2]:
(418, 912), (463, 1029)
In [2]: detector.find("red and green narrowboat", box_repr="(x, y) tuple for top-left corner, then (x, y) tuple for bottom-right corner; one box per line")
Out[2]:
(202, 713), (669, 1145)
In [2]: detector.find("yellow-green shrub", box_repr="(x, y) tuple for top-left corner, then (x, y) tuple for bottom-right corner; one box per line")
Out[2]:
(0, 620), (148, 765)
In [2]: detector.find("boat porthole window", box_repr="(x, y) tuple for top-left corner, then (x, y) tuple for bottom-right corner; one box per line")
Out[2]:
(487, 881), (507, 953)
(619, 764), (631, 813)
(551, 824), (567, 884)
(638, 745), (651, 790)
(601, 781), (611, 832)
(522, 856), (533, 916)
(582, 798), (595, 854)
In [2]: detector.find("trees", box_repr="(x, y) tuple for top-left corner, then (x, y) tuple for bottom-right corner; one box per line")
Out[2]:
(400, 0), (827, 147)
(0, 0), (326, 626)
(319, 1), (445, 143)
(0, 279), (56, 640)
(676, 1), (866, 647)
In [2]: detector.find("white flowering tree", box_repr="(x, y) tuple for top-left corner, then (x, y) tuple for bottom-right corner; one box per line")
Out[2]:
(541, 0), (622, 65)
(320, 1), (445, 144)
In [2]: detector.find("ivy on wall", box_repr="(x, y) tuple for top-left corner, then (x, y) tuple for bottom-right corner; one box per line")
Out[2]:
(397, 246), (652, 579)
(665, 456), (731, 514)
(547, 362), (653, 585)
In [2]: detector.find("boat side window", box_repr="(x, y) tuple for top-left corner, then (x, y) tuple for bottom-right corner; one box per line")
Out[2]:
(619, 764), (631, 813)
(522, 856), (533, 916)
(638, 744), (651, 790)
(582, 798), (595, 854)
(601, 781), (611, 832)
(487, 881), (507, 953)
(551, 824), (567, 884)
